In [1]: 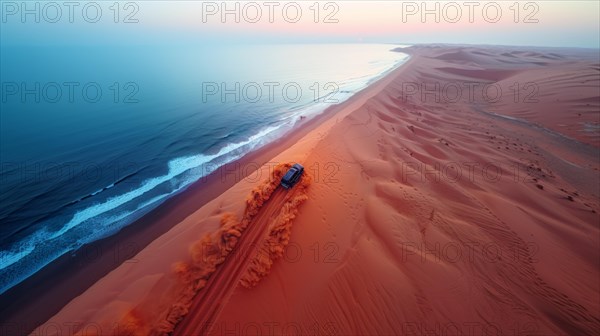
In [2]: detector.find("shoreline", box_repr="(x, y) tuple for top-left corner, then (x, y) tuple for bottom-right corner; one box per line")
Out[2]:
(8, 43), (600, 335)
(0, 54), (413, 335)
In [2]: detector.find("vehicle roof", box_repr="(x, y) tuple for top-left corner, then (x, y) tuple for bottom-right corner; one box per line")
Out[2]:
(283, 169), (297, 180)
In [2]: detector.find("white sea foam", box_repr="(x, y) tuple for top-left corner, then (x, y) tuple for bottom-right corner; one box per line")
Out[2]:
(0, 45), (411, 295)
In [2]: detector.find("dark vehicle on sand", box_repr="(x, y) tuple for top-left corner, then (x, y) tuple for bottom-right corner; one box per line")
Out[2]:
(281, 164), (304, 189)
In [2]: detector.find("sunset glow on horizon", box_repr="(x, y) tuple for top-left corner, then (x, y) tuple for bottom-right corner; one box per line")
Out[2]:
(2, 1), (599, 47)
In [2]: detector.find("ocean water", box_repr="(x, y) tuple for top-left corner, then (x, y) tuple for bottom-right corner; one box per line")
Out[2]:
(0, 43), (409, 294)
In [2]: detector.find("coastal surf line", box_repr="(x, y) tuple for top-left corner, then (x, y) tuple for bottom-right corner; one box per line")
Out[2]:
(0, 47), (411, 296)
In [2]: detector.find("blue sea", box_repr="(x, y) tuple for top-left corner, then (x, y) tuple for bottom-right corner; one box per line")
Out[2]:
(0, 43), (409, 294)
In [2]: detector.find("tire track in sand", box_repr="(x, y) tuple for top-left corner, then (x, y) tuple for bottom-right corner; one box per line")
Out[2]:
(174, 187), (295, 335)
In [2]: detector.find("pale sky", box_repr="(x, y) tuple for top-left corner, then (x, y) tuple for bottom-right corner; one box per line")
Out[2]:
(2, 1), (599, 47)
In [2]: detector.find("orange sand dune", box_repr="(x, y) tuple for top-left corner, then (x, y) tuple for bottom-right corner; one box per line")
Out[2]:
(211, 46), (599, 335)
(35, 45), (599, 336)
(63, 163), (311, 335)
